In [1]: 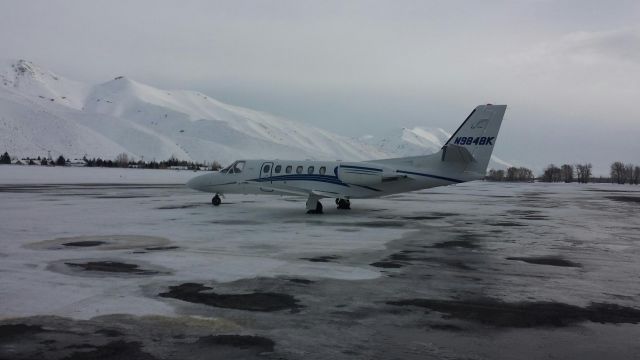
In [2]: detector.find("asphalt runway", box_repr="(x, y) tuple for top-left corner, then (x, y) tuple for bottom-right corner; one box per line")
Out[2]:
(1, 176), (640, 359)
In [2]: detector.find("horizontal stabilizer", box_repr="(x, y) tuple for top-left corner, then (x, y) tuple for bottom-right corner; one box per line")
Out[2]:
(441, 144), (476, 163)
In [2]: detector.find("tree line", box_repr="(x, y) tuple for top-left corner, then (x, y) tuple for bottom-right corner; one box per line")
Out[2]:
(0, 151), (222, 170)
(486, 161), (640, 184)
(610, 162), (640, 185)
(486, 167), (534, 182)
(3, 150), (639, 184)
(539, 163), (593, 183)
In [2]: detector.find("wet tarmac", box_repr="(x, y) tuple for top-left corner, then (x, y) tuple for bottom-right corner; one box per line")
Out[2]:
(1, 179), (640, 359)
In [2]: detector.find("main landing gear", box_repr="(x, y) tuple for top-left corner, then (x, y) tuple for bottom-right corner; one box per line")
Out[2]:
(305, 195), (351, 214)
(211, 194), (222, 206)
(336, 198), (351, 210)
(306, 194), (323, 214)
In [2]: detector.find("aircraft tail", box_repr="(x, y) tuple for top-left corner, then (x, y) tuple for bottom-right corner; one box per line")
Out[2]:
(440, 104), (506, 176)
(370, 104), (506, 180)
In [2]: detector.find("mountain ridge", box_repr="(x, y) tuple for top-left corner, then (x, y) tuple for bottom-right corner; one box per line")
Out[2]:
(1, 59), (511, 169)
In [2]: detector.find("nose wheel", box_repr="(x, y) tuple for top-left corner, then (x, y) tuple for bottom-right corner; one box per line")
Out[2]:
(211, 194), (221, 206)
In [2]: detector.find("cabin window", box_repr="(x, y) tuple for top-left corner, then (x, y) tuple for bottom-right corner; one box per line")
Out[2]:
(319, 166), (326, 175)
(274, 165), (282, 174)
(307, 166), (314, 174)
(262, 164), (270, 173)
(296, 166), (303, 174)
(286, 165), (292, 174)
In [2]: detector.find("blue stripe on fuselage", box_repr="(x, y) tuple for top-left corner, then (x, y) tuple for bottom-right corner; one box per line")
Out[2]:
(396, 170), (464, 183)
(251, 174), (350, 187)
(339, 165), (383, 172)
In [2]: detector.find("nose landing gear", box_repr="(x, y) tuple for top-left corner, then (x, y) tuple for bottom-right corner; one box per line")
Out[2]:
(211, 194), (222, 206)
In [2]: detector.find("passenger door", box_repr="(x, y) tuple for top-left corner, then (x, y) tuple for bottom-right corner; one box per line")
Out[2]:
(259, 162), (274, 191)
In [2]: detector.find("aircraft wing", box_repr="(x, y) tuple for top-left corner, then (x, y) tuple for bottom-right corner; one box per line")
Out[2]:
(310, 189), (350, 199)
(382, 174), (409, 182)
(245, 181), (351, 199)
(244, 182), (310, 196)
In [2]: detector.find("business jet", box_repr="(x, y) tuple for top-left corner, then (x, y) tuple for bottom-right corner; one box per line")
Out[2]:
(187, 104), (506, 213)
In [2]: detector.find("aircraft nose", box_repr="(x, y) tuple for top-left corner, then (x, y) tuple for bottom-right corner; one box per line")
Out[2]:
(186, 173), (210, 192)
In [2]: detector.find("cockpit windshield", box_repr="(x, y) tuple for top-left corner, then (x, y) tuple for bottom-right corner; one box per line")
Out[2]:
(220, 161), (245, 174)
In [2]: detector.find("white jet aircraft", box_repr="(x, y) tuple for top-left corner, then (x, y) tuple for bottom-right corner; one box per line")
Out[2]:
(187, 104), (506, 213)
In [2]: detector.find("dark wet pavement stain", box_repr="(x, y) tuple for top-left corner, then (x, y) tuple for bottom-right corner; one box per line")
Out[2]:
(370, 261), (404, 268)
(62, 241), (106, 247)
(387, 298), (640, 327)
(210, 220), (263, 225)
(159, 283), (301, 312)
(157, 204), (204, 209)
(0, 324), (45, 339)
(429, 323), (464, 331)
(489, 221), (528, 227)
(195, 335), (275, 353)
(300, 255), (340, 263)
(287, 278), (315, 284)
(145, 246), (179, 251)
(506, 256), (581, 267)
(520, 215), (548, 220)
(0, 316), (276, 360)
(65, 261), (159, 275)
(606, 196), (640, 204)
(431, 240), (479, 249)
(403, 216), (445, 220)
(62, 340), (156, 360)
(352, 221), (406, 228)
(370, 250), (475, 270)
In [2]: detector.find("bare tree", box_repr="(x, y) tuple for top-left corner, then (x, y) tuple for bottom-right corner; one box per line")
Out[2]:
(575, 163), (592, 183)
(115, 153), (129, 168)
(624, 163), (634, 184)
(502, 167), (533, 182)
(542, 164), (562, 182)
(485, 169), (505, 181)
(211, 160), (222, 171)
(632, 166), (640, 185)
(560, 164), (574, 183)
(611, 161), (627, 184)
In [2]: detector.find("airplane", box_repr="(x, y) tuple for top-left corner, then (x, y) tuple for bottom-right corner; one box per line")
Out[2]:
(187, 104), (506, 213)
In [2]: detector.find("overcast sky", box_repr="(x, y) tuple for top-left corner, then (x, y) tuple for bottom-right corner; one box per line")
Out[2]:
(1, 0), (639, 174)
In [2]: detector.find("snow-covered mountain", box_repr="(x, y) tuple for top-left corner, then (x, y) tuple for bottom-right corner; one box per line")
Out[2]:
(1, 59), (388, 164)
(1, 59), (512, 169)
(364, 126), (513, 169)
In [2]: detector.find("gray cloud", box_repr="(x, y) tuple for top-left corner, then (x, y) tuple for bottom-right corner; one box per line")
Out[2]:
(0, 0), (639, 175)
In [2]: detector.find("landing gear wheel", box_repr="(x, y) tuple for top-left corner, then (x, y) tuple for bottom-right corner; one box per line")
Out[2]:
(336, 198), (351, 210)
(212, 195), (221, 206)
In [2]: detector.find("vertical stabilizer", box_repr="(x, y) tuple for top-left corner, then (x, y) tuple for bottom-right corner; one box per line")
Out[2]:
(442, 104), (506, 176)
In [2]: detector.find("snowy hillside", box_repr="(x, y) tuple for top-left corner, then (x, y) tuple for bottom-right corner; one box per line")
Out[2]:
(1, 59), (387, 164)
(1, 59), (513, 169)
(372, 127), (450, 156)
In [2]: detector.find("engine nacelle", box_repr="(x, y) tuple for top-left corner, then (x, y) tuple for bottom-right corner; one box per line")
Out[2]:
(337, 164), (393, 186)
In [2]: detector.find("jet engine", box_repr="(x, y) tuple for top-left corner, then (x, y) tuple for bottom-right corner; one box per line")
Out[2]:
(337, 164), (403, 186)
